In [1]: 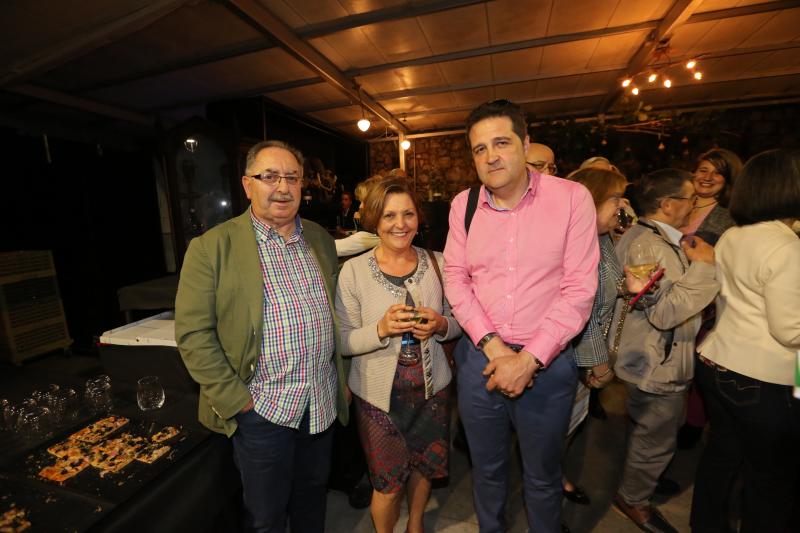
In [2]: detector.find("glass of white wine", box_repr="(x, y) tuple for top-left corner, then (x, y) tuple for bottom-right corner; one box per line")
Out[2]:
(627, 242), (657, 280)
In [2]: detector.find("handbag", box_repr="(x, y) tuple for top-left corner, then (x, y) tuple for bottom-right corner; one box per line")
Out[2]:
(425, 249), (458, 367)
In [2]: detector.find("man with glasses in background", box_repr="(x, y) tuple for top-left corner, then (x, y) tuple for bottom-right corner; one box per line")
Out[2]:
(176, 140), (348, 532)
(609, 169), (717, 533)
(526, 142), (558, 176)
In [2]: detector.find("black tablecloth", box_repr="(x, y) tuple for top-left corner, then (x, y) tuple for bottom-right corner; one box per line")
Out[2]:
(0, 380), (241, 532)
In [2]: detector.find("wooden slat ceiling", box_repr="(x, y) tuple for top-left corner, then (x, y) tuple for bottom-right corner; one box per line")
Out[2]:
(2, 0), (800, 139)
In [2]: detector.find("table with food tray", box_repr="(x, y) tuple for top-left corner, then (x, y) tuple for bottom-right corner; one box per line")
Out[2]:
(0, 367), (240, 532)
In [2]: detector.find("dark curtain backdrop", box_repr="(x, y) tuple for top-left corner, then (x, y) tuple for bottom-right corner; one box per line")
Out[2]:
(0, 127), (166, 352)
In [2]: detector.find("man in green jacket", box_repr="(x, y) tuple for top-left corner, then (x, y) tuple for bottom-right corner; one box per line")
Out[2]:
(175, 140), (348, 533)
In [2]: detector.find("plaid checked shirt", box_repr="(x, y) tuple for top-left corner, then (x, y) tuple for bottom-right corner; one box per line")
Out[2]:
(248, 212), (337, 434)
(572, 234), (622, 367)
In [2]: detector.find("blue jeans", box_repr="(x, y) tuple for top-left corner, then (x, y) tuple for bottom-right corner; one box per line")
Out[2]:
(454, 337), (578, 533)
(232, 408), (333, 533)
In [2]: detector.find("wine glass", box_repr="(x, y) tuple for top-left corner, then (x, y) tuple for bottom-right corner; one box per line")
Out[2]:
(137, 376), (165, 436)
(627, 242), (657, 280)
(137, 376), (165, 411)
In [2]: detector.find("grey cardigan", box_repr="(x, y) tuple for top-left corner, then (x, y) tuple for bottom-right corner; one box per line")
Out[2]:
(609, 220), (719, 394)
(335, 247), (461, 412)
(695, 204), (735, 245)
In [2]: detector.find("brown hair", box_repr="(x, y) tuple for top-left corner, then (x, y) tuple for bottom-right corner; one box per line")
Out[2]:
(568, 167), (628, 207)
(696, 148), (742, 207)
(360, 177), (423, 233)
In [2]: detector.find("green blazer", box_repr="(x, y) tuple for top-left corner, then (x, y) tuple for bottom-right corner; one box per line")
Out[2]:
(175, 209), (349, 436)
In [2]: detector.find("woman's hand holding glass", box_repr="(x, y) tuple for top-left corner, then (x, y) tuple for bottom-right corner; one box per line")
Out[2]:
(409, 306), (447, 341)
(377, 303), (417, 339)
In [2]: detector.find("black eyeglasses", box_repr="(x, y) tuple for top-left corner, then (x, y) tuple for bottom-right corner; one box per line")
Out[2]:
(527, 161), (558, 175)
(668, 195), (698, 205)
(248, 172), (301, 185)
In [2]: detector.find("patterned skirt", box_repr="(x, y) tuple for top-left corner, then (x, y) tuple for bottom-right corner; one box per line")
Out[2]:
(353, 363), (450, 493)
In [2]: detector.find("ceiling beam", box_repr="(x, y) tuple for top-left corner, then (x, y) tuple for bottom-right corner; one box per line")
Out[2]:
(229, 0), (408, 133)
(346, 20), (658, 78)
(73, 38), (278, 94)
(59, 0), (800, 97)
(0, 0), (190, 88)
(64, 0), (486, 94)
(688, 0), (800, 24)
(296, 0), (488, 40)
(300, 65), (628, 113)
(326, 90), (609, 125)
(597, 0), (705, 114)
(8, 84), (157, 125)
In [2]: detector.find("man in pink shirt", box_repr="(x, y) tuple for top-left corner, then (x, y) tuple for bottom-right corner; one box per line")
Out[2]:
(444, 100), (599, 533)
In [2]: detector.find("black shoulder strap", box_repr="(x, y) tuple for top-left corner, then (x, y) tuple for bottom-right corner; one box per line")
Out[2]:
(464, 185), (481, 234)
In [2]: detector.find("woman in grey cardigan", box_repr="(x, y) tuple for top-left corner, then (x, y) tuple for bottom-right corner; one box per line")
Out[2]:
(682, 148), (741, 245)
(335, 177), (461, 533)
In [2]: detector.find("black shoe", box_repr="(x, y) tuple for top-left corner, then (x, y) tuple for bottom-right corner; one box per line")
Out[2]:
(588, 389), (607, 420)
(348, 478), (372, 509)
(654, 476), (680, 496)
(561, 522), (571, 533)
(677, 423), (703, 449)
(613, 494), (678, 533)
(562, 484), (591, 505)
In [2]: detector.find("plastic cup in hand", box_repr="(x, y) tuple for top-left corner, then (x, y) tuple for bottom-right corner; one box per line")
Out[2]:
(137, 376), (165, 412)
(627, 242), (657, 280)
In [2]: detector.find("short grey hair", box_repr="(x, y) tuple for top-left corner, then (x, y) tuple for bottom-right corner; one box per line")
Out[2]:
(245, 140), (305, 175)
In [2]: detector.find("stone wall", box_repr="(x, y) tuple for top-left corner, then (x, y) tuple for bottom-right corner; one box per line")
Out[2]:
(369, 134), (480, 202)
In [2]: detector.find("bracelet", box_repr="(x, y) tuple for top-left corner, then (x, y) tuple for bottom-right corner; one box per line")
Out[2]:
(477, 332), (498, 350)
(591, 367), (613, 380)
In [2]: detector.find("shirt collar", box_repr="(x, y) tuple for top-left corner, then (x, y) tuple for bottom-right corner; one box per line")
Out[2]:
(250, 208), (302, 242)
(652, 219), (683, 247)
(483, 169), (538, 211)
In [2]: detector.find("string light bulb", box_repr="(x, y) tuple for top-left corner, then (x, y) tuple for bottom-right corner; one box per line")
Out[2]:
(663, 78), (672, 88)
(357, 118), (371, 132)
(686, 59), (697, 69)
(631, 87), (640, 95)
(621, 78), (632, 87)
(401, 139), (411, 150)
(693, 71), (703, 80)
(648, 73), (658, 83)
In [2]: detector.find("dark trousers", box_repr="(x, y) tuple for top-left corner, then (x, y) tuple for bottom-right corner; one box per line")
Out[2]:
(690, 361), (800, 533)
(232, 408), (334, 533)
(454, 337), (577, 533)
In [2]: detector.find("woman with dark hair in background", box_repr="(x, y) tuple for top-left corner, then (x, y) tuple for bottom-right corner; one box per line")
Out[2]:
(690, 149), (800, 533)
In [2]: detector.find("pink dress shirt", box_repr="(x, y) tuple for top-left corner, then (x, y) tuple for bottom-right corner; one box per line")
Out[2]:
(443, 172), (599, 366)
